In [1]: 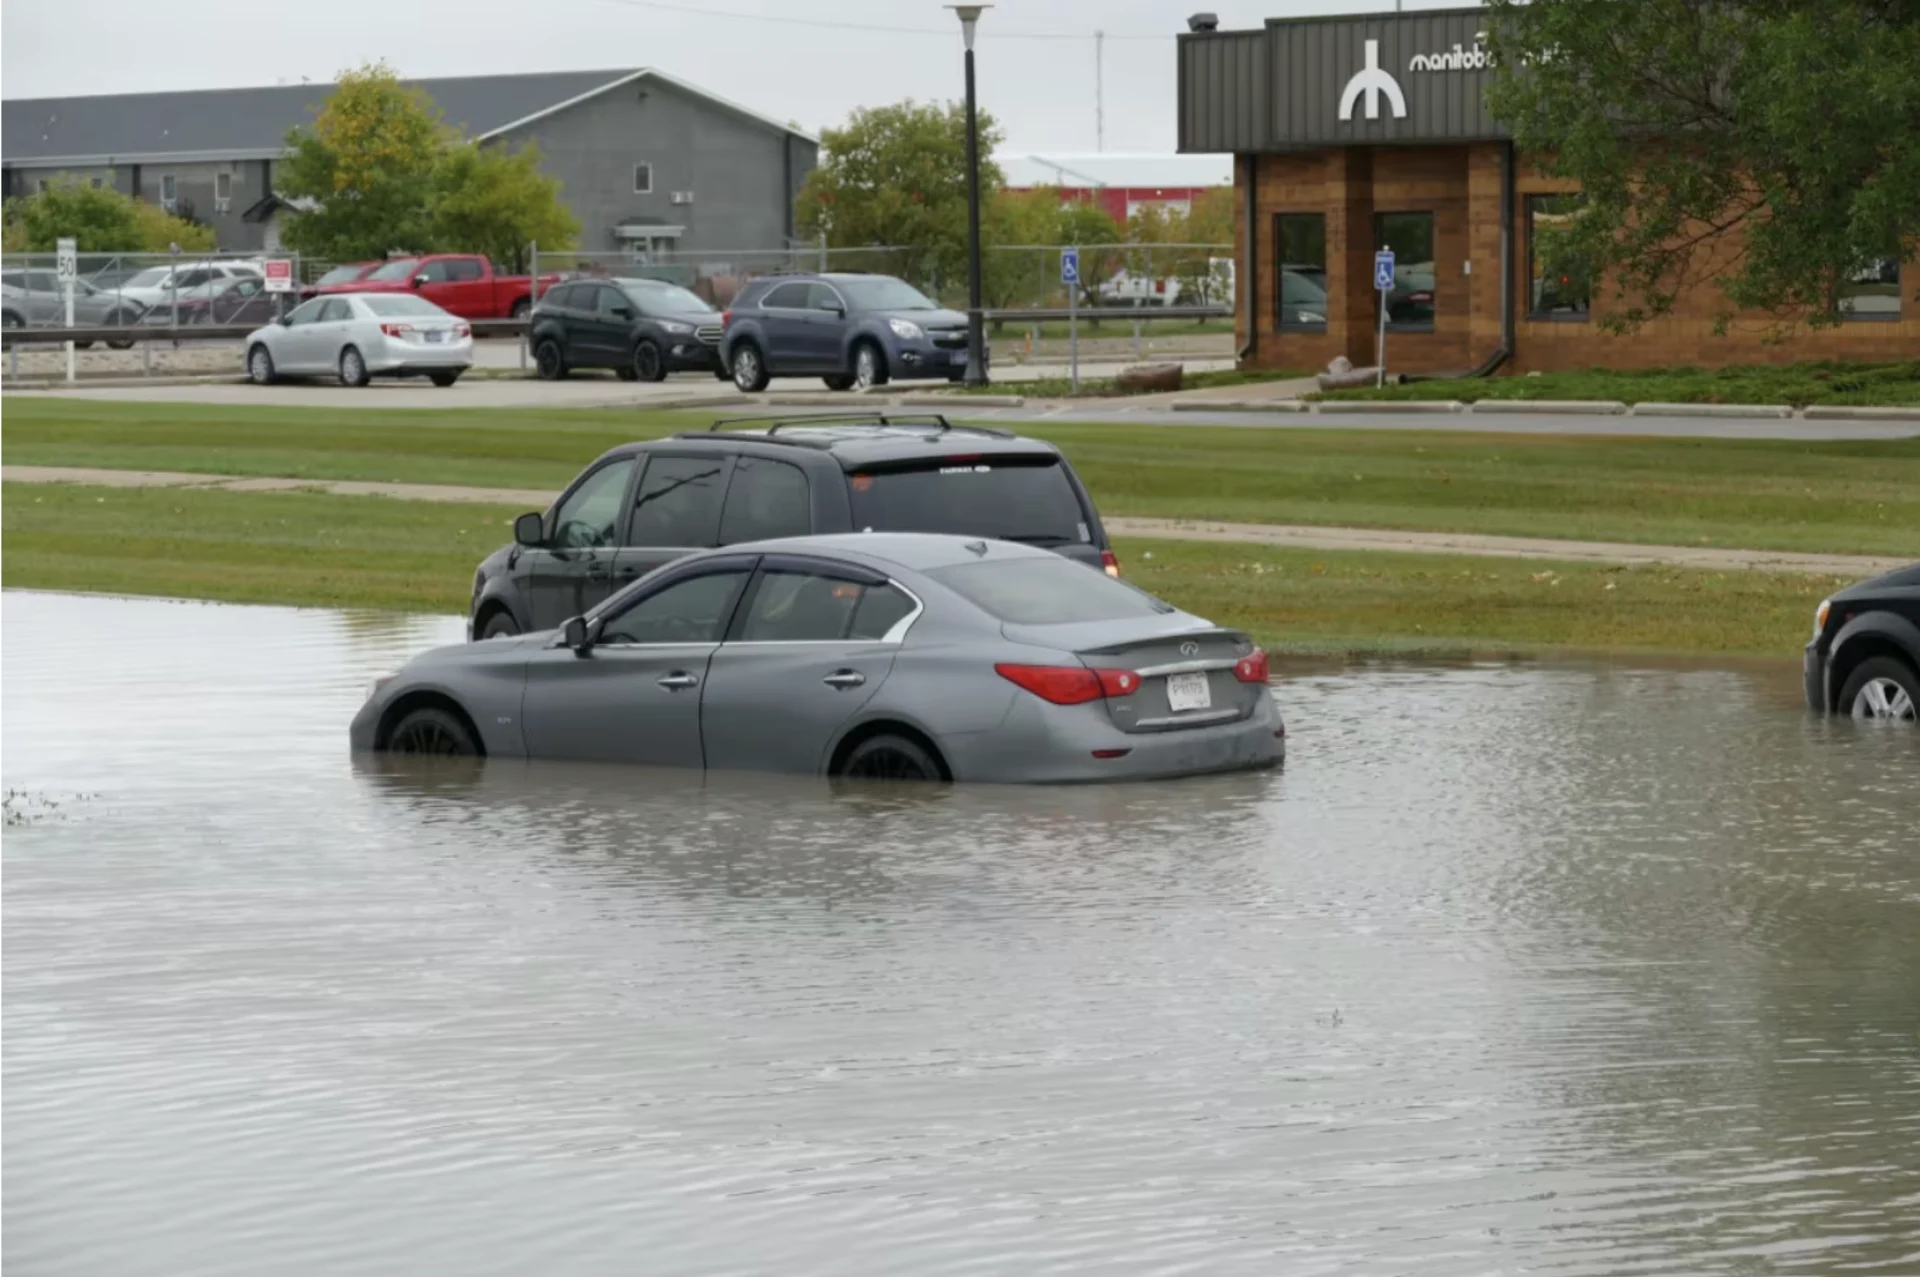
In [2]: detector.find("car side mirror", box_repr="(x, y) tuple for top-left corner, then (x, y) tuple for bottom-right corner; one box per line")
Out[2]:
(513, 511), (546, 547)
(562, 615), (595, 654)
(821, 302), (845, 316)
(279, 315), (293, 326)
(412, 274), (429, 289)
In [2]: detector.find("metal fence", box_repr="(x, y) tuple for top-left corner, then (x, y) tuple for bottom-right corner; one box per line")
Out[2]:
(526, 245), (919, 310)
(1, 250), (303, 338)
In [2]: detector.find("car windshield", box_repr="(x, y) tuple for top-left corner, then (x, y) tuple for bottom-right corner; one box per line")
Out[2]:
(619, 281), (714, 315)
(314, 264), (369, 286)
(837, 277), (939, 311)
(124, 268), (174, 288)
(929, 558), (1174, 625)
(360, 295), (448, 317)
(366, 259), (422, 282)
(846, 456), (1088, 545)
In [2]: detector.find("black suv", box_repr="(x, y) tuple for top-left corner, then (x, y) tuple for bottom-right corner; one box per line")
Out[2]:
(469, 414), (1119, 639)
(1804, 562), (1920, 723)
(529, 277), (725, 382)
(719, 273), (983, 393)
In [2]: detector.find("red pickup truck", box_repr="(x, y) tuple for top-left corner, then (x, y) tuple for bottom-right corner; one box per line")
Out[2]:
(314, 254), (562, 320)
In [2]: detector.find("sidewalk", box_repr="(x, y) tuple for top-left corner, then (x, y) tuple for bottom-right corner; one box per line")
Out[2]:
(6, 465), (1901, 577)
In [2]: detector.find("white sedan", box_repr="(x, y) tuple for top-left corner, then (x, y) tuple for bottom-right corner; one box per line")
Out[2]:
(244, 293), (473, 387)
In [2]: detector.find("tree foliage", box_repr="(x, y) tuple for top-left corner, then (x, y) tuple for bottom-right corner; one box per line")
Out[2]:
(432, 142), (579, 273)
(1486, 0), (1920, 331)
(1, 179), (215, 253)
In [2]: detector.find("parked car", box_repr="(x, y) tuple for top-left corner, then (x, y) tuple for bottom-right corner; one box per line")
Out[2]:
(1804, 562), (1920, 724)
(161, 274), (285, 327)
(244, 292), (472, 387)
(313, 253), (562, 320)
(468, 413), (1120, 640)
(528, 277), (724, 381)
(0, 270), (146, 346)
(358, 532), (1283, 782)
(112, 261), (262, 309)
(1279, 267), (1328, 326)
(719, 273), (983, 393)
(301, 261), (381, 297)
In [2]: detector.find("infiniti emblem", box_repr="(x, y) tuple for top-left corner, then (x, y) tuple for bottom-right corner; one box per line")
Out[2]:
(1179, 641), (1200, 657)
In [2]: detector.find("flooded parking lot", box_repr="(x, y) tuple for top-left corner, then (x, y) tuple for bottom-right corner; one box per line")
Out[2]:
(5, 589), (1918, 1275)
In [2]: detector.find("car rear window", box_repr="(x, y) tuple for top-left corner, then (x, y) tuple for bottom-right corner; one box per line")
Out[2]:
(846, 456), (1090, 546)
(929, 558), (1173, 625)
(361, 294), (448, 317)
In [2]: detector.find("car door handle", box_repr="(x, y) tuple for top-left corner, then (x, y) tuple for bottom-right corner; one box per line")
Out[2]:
(822, 670), (866, 689)
(657, 672), (700, 691)
(615, 566), (641, 580)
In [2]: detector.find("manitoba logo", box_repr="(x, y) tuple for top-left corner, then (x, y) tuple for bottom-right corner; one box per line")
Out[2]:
(1337, 38), (1408, 122)
(1409, 32), (1493, 72)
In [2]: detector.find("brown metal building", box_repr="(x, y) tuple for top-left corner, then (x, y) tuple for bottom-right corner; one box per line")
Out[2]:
(1178, 8), (1917, 375)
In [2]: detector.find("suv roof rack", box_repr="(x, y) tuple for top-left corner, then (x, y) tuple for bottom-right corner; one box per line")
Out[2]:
(687, 413), (1015, 440)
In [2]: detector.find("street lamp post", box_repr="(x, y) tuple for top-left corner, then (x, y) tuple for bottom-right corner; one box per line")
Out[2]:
(949, 4), (991, 387)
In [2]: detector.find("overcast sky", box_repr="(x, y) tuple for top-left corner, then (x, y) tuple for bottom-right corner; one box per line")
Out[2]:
(2, 0), (1462, 153)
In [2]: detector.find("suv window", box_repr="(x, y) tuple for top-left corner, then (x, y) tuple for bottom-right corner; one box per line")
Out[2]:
(930, 558), (1171, 625)
(761, 281), (811, 309)
(552, 459), (637, 548)
(628, 455), (727, 547)
(540, 283), (578, 310)
(602, 570), (749, 645)
(718, 457), (810, 543)
(847, 457), (1089, 546)
(807, 283), (845, 312)
(595, 286), (631, 317)
(738, 570), (913, 642)
(174, 269), (211, 288)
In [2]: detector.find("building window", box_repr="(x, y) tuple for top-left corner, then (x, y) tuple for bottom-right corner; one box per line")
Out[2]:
(633, 163), (653, 194)
(1839, 258), (1901, 321)
(90, 176), (104, 189)
(1527, 194), (1590, 320)
(1374, 212), (1435, 331)
(160, 174), (177, 209)
(1274, 213), (1328, 331)
(214, 171), (232, 211)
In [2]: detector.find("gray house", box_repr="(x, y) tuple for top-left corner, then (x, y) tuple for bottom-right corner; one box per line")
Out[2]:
(1, 68), (818, 256)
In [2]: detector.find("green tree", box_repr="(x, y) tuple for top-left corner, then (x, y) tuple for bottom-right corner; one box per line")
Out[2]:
(1486, 0), (1920, 331)
(0, 179), (214, 253)
(432, 141), (579, 272)
(796, 100), (1004, 294)
(276, 62), (446, 260)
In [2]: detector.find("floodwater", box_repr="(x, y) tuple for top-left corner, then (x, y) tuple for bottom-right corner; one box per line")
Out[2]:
(4, 590), (1918, 1277)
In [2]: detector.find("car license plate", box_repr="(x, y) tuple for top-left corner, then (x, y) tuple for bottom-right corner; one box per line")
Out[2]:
(426, 329), (445, 343)
(1166, 672), (1212, 713)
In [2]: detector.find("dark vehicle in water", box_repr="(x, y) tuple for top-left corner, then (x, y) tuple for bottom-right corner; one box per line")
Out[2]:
(468, 415), (1120, 640)
(1804, 562), (1920, 723)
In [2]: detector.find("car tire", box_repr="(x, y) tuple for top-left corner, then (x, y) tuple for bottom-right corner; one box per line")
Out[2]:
(534, 338), (567, 380)
(839, 733), (945, 783)
(248, 343), (278, 386)
(477, 610), (520, 640)
(632, 340), (666, 383)
(338, 345), (371, 388)
(383, 705), (481, 756)
(428, 370), (462, 387)
(730, 341), (770, 393)
(1840, 656), (1919, 724)
(75, 340), (96, 350)
(852, 340), (888, 391)
(509, 297), (532, 321)
(1, 311), (22, 329)
(107, 339), (136, 350)
(822, 373), (857, 391)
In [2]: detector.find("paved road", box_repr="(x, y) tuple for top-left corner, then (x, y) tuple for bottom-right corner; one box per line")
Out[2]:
(9, 465), (1904, 577)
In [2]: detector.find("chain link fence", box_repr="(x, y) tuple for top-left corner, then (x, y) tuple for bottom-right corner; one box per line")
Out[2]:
(1, 250), (303, 338)
(527, 245), (919, 311)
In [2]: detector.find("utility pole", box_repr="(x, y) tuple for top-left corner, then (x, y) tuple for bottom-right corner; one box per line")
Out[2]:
(1095, 30), (1105, 152)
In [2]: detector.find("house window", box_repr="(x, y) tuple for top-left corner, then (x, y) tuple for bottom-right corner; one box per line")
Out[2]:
(90, 176), (104, 189)
(1374, 211), (1435, 331)
(1274, 213), (1328, 331)
(214, 171), (233, 211)
(1527, 194), (1590, 319)
(160, 174), (178, 209)
(1839, 258), (1901, 321)
(633, 163), (653, 194)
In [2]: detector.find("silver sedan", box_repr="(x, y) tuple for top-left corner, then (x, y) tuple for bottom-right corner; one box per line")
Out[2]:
(244, 292), (472, 387)
(351, 533), (1285, 783)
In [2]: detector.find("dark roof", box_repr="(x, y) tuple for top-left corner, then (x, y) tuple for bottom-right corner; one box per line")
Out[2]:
(3, 67), (813, 167)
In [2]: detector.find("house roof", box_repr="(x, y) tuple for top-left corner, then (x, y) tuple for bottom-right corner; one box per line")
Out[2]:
(2, 67), (815, 168)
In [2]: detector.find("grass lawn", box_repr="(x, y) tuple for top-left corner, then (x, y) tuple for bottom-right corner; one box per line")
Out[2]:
(7, 399), (1918, 555)
(1, 483), (1848, 657)
(1314, 359), (1920, 407)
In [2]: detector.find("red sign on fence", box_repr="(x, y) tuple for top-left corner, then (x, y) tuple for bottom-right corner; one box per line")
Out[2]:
(262, 259), (295, 293)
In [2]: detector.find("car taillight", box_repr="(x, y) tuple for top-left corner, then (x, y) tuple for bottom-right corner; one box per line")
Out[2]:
(1101, 549), (1121, 578)
(454, 322), (471, 338)
(721, 309), (732, 329)
(380, 322), (414, 337)
(996, 663), (1139, 705)
(1233, 648), (1270, 684)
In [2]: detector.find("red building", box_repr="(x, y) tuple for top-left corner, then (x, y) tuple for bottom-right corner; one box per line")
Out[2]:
(1000, 153), (1231, 225)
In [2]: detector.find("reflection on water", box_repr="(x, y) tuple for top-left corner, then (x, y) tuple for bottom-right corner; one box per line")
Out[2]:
(5, 590), (1918, 1276)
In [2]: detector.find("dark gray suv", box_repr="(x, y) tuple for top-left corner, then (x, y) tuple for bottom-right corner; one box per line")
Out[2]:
(719, 273), (986, 393)
(469, 414), (1117, 640)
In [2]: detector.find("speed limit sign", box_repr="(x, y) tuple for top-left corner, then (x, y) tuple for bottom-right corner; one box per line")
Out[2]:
(56, 237), (77, 283)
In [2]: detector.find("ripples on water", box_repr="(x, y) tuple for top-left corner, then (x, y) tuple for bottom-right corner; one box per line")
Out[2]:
(5, 591), (1917, 1276)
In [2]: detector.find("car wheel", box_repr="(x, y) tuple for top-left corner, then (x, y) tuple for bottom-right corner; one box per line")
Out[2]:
(248, 343), (277, 385)
(75, 340), (97, 350)
(384, 706), (480, 756)
(534, 338), (567, 380)
(338, 345), (371, 387)
(478, 610), (520, 640)
(731, 341), (770, 392)
(822, 373), (856, 391)
(107, 339), (136, 350)
(1841, 656), (1919, 724)
(839, 733), (944, 782)
(852, 340), (888, 390)
(428, 370), (462, 387)
(509, 297), (532, 321)
(632, 340), (666, 383)
(1, 311), (22, 329)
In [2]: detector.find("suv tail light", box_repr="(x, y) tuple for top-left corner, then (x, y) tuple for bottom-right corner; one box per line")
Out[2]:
(1233, 648), (1270, 684)
(1100, 549), (1121, 578)
(996, 663), (1140, 705)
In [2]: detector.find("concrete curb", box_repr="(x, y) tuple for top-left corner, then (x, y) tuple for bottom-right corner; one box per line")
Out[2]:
(4, 374), (248, 391)
(897, 394), (1026, 408)
(1802, 405), (1920, 421)
(1315, 399), (1466, 414)
(1629, 402), (1794, 419)
(1471, 399), (1628, 416)
(1171, 399), (1310, 413)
